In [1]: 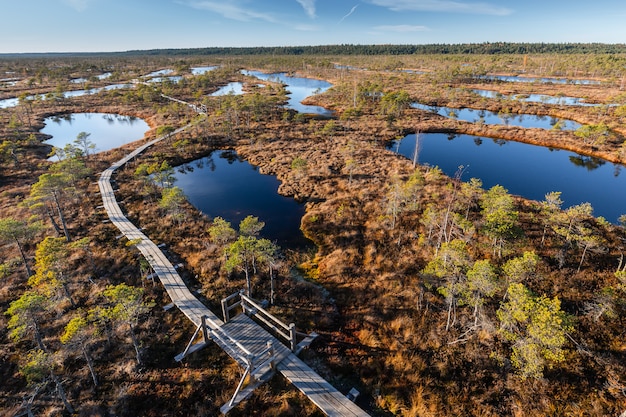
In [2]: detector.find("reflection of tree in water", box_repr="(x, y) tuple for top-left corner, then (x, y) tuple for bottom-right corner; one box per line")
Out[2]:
(178, 165), (194, 174)
(614, 164), (622, 178)
(492, 138), (507, 146)
(473, 137), (483, 146)
(201, 154), (216, 171)
(447, 133), (458, 141)
(52, 114), (74, 124)
(569, 155), (606, 171)
(219, 150), (243, 164)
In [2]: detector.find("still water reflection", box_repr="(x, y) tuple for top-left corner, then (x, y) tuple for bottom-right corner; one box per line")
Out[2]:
(210, 82), (244, 96)
(242, 70), (333, 116)
(41, 113), (150, 155)
(390, 133), (625, 222)
(411, 102), (581, 130)
(471, 89), (605, 107)
(173, 150), (310, 248)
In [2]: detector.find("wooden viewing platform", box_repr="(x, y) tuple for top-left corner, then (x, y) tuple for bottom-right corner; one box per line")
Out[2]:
(97, 119), (369, 416)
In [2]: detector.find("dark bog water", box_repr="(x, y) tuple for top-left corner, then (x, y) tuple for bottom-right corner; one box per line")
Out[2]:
(41, 113), (150, 155)
(241, 70), (333, 116)
(390, 133), (626, 223)
(411, 102), (581, 130)
(173, 150), (310, 249)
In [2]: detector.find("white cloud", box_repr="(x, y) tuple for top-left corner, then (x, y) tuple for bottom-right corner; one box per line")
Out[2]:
(296, 0), (316, 19)
(184, 1), (278, 22)
(339, 5), (358, 23)
(374, 24), (429, 32)
(365, 0), (513, 16)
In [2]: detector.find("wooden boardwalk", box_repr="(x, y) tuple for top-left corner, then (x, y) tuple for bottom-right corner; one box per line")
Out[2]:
(97, 120), (369, 416)
(97, 125), (221, 328)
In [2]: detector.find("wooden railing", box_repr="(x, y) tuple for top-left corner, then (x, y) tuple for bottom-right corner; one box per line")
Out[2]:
(241, 294), (297, 352)
(221, 290), (244, 322)
(221, 291), (298, 352)
(178, 313), (276, 409)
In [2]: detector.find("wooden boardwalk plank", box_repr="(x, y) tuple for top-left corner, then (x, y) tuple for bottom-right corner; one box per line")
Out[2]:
(277, 354), (369, 417)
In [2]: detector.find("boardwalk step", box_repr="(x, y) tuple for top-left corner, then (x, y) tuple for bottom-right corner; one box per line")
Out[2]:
(174, 341), (207, 362)
(295, 332), (318, 355)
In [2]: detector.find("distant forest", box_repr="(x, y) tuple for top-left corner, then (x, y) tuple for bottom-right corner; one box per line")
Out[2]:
(124, 43), (626, 56)
(3, 43), (626, 58)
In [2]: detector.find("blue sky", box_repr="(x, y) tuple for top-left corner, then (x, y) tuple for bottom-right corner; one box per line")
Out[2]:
(2, 0), (625, 53)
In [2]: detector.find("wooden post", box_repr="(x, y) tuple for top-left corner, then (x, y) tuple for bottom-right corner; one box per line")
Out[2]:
(268, 341), (275, 371)
(289, 323), (297, 352)
(201, 315), (209, 342)
(221, 298), (230, 323)
(229, 365), (251, 408)
(240, 289), (249, 315)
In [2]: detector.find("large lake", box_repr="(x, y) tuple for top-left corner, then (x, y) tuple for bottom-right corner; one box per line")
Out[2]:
(390, 133), (626, 223)
(173, 150), (309, 249)
(41, 113), (150, 156)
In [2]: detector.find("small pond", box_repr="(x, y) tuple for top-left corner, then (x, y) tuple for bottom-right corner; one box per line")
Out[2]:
(210, 82), (244, 96)
(71, 72), (112, 84)
(143, 69), (174, 78)
(173, 150), (310, 249)
(1, 83), (133, 109)
(411, 102), (581, 130)
(147, 76), (183, 84)
(0, 97), (19, 109)
(471, 89), (602, 107)
(480, 75), (600, 85)
(334, 64), (366, 71)
(389, 132), (626, 222)
(63, 83), (134, 98)
(41, 113), (150, 156)
(191, 66), (218, 75)
(242, 70), (333, 116)
(1, 78), (18, 88)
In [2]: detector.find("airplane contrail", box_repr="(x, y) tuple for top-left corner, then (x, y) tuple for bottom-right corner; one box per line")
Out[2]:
(339, 4), (358, 23)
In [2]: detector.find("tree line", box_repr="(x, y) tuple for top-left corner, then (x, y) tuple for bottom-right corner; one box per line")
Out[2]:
(120, 43), (626, 57)
(5, 43), (626, 60)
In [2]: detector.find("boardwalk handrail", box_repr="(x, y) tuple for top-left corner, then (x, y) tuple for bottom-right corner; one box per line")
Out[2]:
(239, 293), (297, 352)
(221, 291), (244, 322)
(205, 315), (253, 359)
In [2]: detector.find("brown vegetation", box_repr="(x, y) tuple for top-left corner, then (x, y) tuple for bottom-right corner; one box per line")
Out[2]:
(1, 53), (625, 416)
